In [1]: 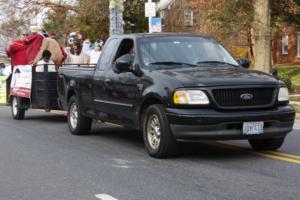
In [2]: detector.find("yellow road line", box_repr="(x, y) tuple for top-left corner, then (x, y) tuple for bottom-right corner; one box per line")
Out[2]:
(263, 151), (300, 160)
(216, 141), (300, 165)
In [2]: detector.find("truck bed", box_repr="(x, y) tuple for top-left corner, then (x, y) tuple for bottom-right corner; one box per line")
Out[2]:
(58, 64), (97, 110)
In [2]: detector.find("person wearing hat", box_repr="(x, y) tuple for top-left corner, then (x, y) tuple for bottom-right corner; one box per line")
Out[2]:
(23, 26), (44, 64)
(20, 30), (29, 40)
(89, 40), (103, 64)
(64, 32), (77, 59)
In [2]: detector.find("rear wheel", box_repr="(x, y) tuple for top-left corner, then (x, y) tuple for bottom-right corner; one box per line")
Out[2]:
(67, 96), (92, 135)
(11, 96), (25, 120)
(142, 104), (178, 158)
(248, 137), (285, 151)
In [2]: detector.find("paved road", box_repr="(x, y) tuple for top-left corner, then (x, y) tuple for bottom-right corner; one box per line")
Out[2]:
(0, 106), (299, 200)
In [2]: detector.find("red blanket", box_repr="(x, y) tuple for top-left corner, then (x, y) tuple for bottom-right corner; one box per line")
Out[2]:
(6, 41), (27, 66)
(24, 34), (44, 64)
(6, 34), (44, 66)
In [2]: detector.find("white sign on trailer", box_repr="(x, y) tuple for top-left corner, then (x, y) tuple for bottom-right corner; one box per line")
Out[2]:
(10, 65), (32, 99)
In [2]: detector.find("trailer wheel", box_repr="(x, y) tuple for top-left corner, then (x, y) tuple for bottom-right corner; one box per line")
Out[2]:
(11, 96), (25, 120)
(67, 96), (92, 135)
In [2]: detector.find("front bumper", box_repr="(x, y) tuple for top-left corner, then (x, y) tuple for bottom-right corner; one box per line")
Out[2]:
(166, 106), (295, 140)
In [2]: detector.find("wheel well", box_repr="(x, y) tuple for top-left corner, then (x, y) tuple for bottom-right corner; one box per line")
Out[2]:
(139, 97), (164, 127)
(67, 90), (75, 103)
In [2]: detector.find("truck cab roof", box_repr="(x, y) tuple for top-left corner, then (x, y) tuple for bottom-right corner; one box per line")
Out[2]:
(110, 33), (215, 41)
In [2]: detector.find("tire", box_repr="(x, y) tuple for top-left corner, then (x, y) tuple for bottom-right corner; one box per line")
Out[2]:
(248, 137), (285, 151)
(67, 96), (92, 135)
(11, 96), (25, 120)
(142, 104), (178, 158)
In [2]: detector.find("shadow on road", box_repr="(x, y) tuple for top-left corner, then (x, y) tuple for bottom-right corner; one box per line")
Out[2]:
(178, 142), (250, 160)
(91, 123), (252, 161)
(91, 124), (145, 148)
(24, 114), (67, 123)
(16, 112), (253, 160)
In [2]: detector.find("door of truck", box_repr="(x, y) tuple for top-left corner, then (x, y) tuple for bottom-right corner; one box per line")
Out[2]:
(93, 38), (119, 119)
(94, 38), (140, 127)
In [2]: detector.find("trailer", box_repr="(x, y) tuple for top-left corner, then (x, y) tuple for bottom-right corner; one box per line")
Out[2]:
(10, 64), (95, 120)
(9, 64), (60, 119)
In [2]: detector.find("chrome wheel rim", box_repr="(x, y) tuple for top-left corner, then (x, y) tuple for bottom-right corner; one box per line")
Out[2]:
(69, 103), (78, 129)
(147, 114), (161, 150)
(12, 97), (18, 116)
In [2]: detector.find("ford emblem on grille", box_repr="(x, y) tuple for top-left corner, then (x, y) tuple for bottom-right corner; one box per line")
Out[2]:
(240, 93), (254, 100)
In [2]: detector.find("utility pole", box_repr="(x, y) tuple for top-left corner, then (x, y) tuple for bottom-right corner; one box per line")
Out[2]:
(109, 0), (124, 36)
(148, 0), (152, 33)
(253, 0), (272, 73)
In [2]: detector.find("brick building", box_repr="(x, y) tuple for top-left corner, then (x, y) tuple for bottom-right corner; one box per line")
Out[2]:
(273, 27), (300, 64)
(158, 0), (300, 64)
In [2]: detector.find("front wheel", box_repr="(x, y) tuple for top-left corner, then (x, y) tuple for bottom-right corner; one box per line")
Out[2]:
(248, 137), (285, 151)
(142, 104), (178, 158)
(11, 96), (25, 120)
(67, 96), (92, 135)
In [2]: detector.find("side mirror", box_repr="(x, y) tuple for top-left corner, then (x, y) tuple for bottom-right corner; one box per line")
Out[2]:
(115, 54), (134, 73)
(238, 58), (250, 69)
(271, 68), (278, 79)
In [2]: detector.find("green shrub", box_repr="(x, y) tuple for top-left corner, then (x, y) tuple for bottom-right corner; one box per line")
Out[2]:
(278, 74), (292, 91)
(276, 67), (300, 76)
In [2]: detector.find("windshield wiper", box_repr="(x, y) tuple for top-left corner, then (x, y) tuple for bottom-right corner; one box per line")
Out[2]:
(196, 61), (238, 67)
(149, 61), (197, 67)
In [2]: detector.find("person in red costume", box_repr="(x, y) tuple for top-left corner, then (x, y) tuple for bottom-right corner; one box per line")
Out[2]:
(6, 40), (27, 66)
(23, 26), (44, 64)
(6, 31), (29, 66)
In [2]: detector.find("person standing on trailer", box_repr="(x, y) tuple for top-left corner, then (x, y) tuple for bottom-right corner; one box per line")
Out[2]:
(36, 50), (56, 72)
(33, 34), (63, 69)
(24, 26), (44, 64)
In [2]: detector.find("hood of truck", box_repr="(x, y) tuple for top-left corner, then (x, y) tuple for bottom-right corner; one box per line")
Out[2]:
(158, 66), (279, 87)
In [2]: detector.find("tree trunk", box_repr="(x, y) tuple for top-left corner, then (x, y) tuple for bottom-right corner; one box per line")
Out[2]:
(253, 0), (272, 73)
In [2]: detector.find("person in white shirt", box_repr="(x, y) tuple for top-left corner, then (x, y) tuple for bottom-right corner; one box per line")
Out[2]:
(66, 42), (90, 65)
(77, 30), (91, 54)
(36, 50), (56, 72)
(89, 40), (103, 64)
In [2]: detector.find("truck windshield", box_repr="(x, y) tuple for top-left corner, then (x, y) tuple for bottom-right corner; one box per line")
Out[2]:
(138, 36), (239, 69)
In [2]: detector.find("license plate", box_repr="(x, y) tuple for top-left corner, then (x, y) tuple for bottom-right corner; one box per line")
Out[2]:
(243, 122), (264, 135)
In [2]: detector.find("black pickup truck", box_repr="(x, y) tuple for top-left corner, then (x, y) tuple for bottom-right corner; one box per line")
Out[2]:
(58, 33), (295, 158)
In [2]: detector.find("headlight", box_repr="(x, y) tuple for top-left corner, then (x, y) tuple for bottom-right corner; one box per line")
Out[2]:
(278, 87), (289, 102)
(173, 90), (210, 105)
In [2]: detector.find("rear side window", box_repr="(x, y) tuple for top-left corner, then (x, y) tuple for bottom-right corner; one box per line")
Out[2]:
(98, 38), (118, 70)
